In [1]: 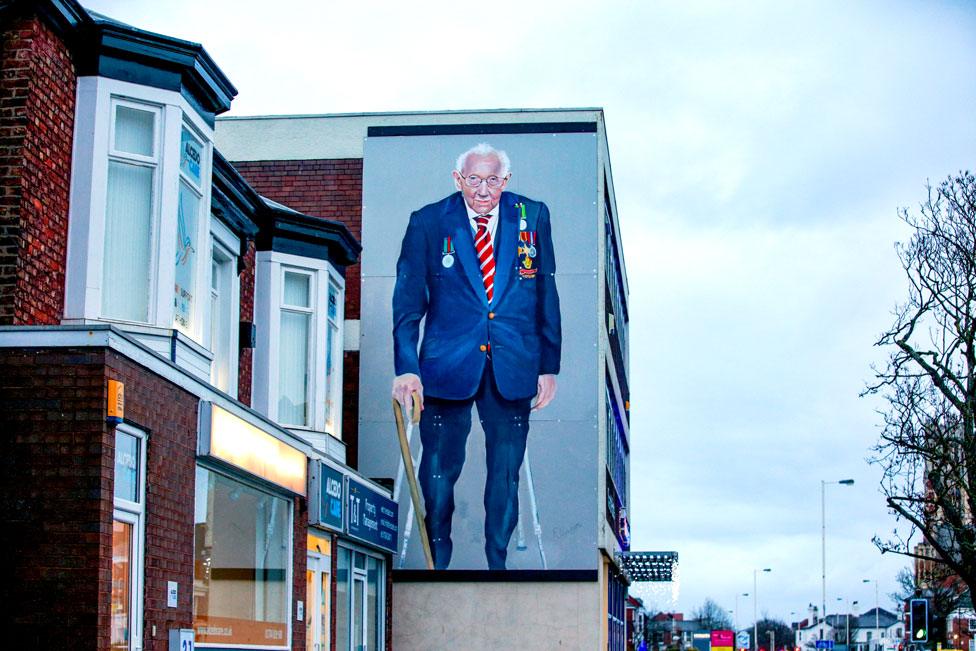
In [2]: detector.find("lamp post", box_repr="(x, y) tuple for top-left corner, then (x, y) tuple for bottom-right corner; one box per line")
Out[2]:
(822, 478), (854, 638)
(755, 568), (772, 651)
(863, 579), (879, 651)
(736, 593), (750, 632)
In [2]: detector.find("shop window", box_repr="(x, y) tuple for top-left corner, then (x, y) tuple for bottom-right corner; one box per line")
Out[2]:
(193, 467), (291, 649)
(254, 252), (345, 440)
(334, 545), (385, 651)
(112, 425), (146, 651)
(66, 78), (213, 356)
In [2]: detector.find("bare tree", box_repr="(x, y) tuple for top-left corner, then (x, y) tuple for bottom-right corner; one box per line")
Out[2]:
(692, 598), (733, 631)
(864, 171), (976, 594)
(754, 618), (794, 651)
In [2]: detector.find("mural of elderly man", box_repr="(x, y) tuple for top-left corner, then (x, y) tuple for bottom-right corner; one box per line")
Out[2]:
(391, 142), (562, 570)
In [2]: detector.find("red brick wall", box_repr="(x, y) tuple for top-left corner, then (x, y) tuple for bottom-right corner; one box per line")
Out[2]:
(0, 346), (203, 650)
(342, 351), (361, 467)
(231, 159), (363, 319)
(238, 240), (256, 406)
(0, 347), (111, 649)
(293, 497), (308, 651)
(0, 15), (75, 325)
(104, 351), (199, 651)
(233, 158), (365, 461)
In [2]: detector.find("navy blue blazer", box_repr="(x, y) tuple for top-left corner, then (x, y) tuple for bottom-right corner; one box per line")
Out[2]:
(393, 191), (561, 401)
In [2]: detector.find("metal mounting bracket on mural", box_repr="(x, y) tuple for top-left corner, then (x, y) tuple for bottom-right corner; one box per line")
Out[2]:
(392, 393), (434, 569)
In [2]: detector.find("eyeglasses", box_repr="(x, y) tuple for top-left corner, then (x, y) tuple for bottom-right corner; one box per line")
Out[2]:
(460, 173), (508, 189)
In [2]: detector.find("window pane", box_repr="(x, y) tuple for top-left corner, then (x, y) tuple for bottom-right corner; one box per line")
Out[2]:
(324, 319), (337, 434)
(278, 310), (309, 425)
(114, 105), (154, 157)
(353, 578), (365, 650)
(114, 431), (140, 503)
(283, 271), (310, 308)
(320, 570), (330, 650)
(305, 569), (315, 651)
(111, 520), (133, 650)
(174, 181), (200, 334)
(180, 127), (203, 187)
(103, 161), (152, 322)
(193, 468), (290, 647)
(336, 548), (350, 651)
(210, 253), (232, 393)
(328, 283), (338, 320)
(367, 557), (380, 651)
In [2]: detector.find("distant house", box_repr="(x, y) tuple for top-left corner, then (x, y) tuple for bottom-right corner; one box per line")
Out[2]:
(647, 613), (708, 651)
(850, 608), (903, 651)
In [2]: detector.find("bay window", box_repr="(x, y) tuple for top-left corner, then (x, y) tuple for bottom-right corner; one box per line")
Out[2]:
(66, 77), (215, 379)
(254, 251), (345, 444)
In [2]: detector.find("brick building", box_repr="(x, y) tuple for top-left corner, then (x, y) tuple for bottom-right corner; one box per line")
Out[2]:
(0, 2), (395, 650)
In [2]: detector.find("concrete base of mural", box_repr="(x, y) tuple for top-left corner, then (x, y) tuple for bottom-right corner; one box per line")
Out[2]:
(392, 581), (601, 649)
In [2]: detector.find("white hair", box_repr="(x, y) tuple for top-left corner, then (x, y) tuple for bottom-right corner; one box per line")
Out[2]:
(455, 143), (511, 177)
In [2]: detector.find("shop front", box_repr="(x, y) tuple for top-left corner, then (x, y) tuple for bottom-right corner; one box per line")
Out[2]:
(308, 461), (397, 651)
(194, 401), (307, 650)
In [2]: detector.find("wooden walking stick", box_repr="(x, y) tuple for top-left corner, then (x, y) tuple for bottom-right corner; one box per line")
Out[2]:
(392, 393), (433, 569)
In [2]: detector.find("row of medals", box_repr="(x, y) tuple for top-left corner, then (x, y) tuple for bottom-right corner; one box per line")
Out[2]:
(442, 217), (534, 269)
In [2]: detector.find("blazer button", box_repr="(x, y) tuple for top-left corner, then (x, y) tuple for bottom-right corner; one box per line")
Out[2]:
(488, 312), (495, 320)
(479, 344), (487, 352)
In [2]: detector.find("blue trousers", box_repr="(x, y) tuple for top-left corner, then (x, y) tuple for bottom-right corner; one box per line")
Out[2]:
(418, 364), (531, 570)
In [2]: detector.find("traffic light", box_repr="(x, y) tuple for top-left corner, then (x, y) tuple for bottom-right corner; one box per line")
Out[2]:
(910, 598), (929, 642)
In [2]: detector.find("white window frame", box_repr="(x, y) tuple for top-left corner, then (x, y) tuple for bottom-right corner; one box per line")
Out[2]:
(65, 76), (213, 345)
(278, 267), (315, 427)
(254, 251), (346, 440)
(207, 217), (241, 398)
(112, 423), (147, 651)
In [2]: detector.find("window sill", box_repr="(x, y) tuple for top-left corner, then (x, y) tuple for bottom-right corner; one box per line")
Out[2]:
(61, 318), (213, 382)
(284, 427), (346, 464)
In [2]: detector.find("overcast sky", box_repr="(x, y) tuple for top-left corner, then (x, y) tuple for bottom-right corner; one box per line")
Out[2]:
(84, 0), (976, 625)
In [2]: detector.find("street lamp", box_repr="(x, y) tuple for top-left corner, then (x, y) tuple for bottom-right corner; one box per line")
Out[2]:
(755, 568), (772, 651)
(837, 597), (858, 650)
(736, 593), (750, 632)
(863, 579), (879, 651)
(822, 479), (854, 638)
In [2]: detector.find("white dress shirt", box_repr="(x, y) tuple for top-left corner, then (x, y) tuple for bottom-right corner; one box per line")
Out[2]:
(464, 203), (499, 245)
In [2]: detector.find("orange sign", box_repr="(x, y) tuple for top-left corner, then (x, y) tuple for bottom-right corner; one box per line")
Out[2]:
(107, 379), (124, 423)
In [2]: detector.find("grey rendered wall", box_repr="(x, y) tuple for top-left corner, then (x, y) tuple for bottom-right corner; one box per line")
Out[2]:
(393, 581), (601, 650)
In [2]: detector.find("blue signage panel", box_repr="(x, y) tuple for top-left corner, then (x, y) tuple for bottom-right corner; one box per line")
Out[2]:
(319, 463), (345, 531)
(816, 641), (834, 650)
(346, 479), (398, 554)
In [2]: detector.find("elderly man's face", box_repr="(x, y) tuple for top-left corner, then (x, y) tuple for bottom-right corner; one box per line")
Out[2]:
(453, 153), (509, 215)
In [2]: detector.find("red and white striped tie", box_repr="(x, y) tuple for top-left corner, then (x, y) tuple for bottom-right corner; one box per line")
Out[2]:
(474, 214), (495, 302)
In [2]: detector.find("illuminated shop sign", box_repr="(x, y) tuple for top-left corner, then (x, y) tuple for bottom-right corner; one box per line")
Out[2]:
(308, 460), (345, 532)
(347, 479), (398, 554)
(198, 402), (307, 495)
